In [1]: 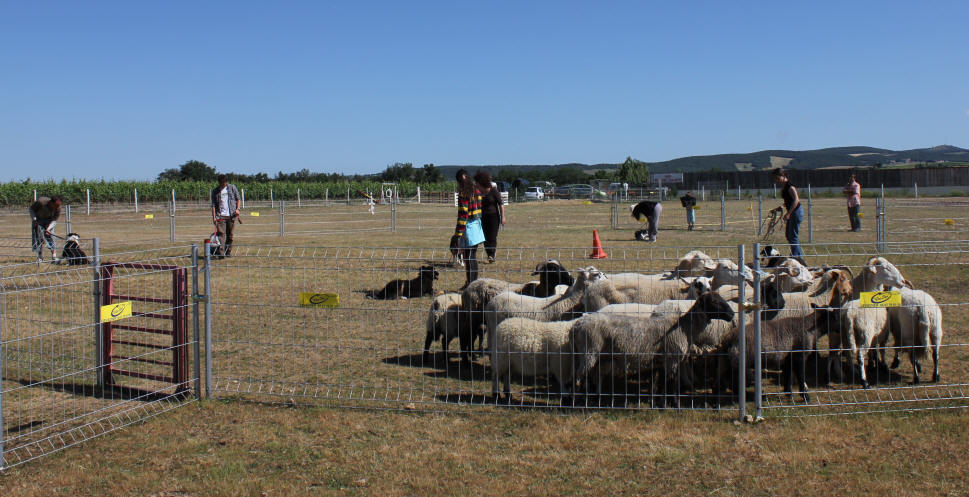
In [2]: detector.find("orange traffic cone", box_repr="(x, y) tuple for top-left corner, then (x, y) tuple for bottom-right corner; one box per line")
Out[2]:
(589, 230), (608, 259)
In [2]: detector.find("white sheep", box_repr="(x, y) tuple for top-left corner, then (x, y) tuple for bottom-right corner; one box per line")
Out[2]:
(423, 292), (463, 362)
(491, 317), (580, 399)
(484, 267), (604, 347)
(581, 272), (708, 312)
(888, 288), (944, 384)
(710, 259), (754, 290)
(844, 257), (942, 383)
(568, 292), (735, 404)
(673, 250), (717, 277)
(813, 301), (890, 389)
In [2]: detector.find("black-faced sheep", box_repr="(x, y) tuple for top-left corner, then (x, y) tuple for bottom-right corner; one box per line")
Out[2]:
(519, 259), (575, 297)
(716, 304), (832, 403)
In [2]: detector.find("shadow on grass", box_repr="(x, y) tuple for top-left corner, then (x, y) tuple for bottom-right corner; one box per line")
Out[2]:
(15, 377), (190, 404)
(382, 351), (491, 382)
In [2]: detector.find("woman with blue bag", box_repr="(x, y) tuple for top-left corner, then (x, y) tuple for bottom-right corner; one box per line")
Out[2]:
(454, 169), (485, 289)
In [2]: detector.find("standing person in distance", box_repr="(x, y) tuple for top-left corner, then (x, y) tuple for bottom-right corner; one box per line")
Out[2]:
(454, 169), (483, 288)
(771, 168), (805, 261)
(630, 199), (662, 242)
(210, 174), (241, 259)
(679, 191), (697, 231)
(475, 170), (505, 264)
(29, 195), (63, 263)
(843, 173), (862, 232)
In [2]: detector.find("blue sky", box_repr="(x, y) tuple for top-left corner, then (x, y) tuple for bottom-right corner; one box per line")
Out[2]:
(2, 1), (967, 181)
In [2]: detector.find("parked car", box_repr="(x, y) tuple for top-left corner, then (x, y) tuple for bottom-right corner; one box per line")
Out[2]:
(524, 186), (545, 200)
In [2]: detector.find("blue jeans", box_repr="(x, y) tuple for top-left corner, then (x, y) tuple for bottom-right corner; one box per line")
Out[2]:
(785, 206), (804, 257)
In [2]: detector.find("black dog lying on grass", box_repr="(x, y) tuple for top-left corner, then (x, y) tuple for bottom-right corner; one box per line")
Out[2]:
(366, 265), (440, 299)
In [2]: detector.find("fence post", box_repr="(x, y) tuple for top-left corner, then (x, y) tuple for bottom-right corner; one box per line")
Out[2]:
(417, 186), (421, 204)
(737, 184), (741, 201)
(390, 189), (397, 232)
(757, 194), (762, 236)
(701, 185), (705, 202)
(191, 244), (201, 400)
(66, 204), (72, 235)
(241, 188), (245, 209)
(325, 188), (329, 206)
(134, 188), (139, 213)
(297, 188), (301, 208)
(169, 200), (176, 244)
(720, 192), (725, 232)
(752, 242), (763, 420)
(279, 201), (286, 236)
(875, 196), (882, 252)
(86, 188), (91, 215)
(33, 189), (37, 201)
(0, 269), (5, 469)
(914, 182), (918, 199)
(807, 184), (813, 243)
(270, 188), (274, 209)
(93, 238), (105, 391)
(347, 187), (350, 206)
(737, 244), (746, 421)
(171, 189), (176, 212)
(203, 241), (212, 399)
(879, 185), (888, 252)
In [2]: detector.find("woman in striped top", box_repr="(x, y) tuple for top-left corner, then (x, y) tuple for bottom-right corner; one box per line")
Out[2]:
(454, 169), (483, 289)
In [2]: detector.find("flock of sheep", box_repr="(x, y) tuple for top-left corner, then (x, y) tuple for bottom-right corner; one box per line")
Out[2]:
(422, 250), (945, 405)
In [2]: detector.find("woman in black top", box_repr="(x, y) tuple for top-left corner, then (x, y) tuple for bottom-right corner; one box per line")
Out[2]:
(771, 168), (804, 259)
(474, 170), (504, 263)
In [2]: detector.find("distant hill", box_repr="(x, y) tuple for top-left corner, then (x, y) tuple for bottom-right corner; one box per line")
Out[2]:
(440, 145), (969, 176)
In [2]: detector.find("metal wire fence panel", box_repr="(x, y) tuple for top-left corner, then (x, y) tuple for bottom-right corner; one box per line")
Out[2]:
(207, 244), (748, 415)
(753, 242), (969, 417)
(0, 248), (199, 468)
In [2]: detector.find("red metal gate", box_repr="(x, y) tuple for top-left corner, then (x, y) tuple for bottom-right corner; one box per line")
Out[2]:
(99, 262), (189, 392)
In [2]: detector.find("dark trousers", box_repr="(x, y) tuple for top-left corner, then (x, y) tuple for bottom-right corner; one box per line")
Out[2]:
(464, 243), (479, 285)
(215, 218), (235, 256)
(848, 205), (861, 231)
(482, 214), (500, 259)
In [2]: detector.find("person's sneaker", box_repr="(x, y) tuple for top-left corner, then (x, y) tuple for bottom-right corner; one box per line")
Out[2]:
(37, 257), (44, 265)
(487, 256), (495, 264)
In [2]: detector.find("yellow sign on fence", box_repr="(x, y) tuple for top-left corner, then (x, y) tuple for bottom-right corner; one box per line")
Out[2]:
(100, 301), (132, 322)
(859, 291), (901, 308)
(250, 212), (260, 217)
(945, 219), (954, 225)
(144, 214), (154, 219)
(298, 292), (339, 308)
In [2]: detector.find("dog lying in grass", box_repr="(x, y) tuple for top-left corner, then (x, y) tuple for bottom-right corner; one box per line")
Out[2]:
(367, 265), (440, 299)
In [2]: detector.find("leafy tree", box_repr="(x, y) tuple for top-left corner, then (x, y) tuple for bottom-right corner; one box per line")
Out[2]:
(158, 160), (217, 182)
(422, 163), (442, 183)
(380, 162), (414, 182)
(617, 157), (649, 185)
(179, 160), (217, 181)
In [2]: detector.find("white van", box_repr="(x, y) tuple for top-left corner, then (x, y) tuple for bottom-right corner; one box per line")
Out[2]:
(524, 187), (545, 200)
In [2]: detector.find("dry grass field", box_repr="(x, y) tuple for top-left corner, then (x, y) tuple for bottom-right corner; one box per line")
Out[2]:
(2, 195), (969, 495)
